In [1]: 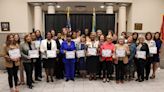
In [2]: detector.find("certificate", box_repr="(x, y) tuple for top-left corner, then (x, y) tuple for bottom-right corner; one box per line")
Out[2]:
(136, 51), (146, 59)
(35, 41), (41, 48)
(102, 49), (112, 57)
(8, 49), (21, 59)
(116, 49), (125, 57)
(47, 50), (56, 58)
(66, 51), (75, 59)
(28, 50), (39, 58)
(87, 48), (97, 56)
(76, 50), (85, 58)
(149, 47), (157, 54)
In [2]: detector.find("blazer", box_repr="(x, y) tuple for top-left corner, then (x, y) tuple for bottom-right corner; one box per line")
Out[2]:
(20, 42), (37, 63)
(1, 44), (20, 68)
(40, 39), (57, 58)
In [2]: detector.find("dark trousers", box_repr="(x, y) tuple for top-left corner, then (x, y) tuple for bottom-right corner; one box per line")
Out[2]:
(6, 66), (19, 88)
(34, 58), (42, 79)
(23, 63), (33, 86)
(136, 59), (145, 80)
(64, 60), (75, 80)
(97, 61), (102, 77)
(115, 60), (125, 81)
(145, 57), (152, 79)
(102, 61), (113, 78)
(55, 58), (64, 79)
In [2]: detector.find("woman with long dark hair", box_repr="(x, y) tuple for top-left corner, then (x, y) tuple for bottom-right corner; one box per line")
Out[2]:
(150, 32), (162, 79)
(2, 34), (20, 92)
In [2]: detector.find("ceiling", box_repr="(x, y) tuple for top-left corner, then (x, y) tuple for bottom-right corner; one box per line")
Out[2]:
(39, 2), (122, 13)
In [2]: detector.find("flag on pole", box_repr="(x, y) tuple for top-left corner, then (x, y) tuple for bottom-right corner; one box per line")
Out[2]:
(161, 15), (164, 41)
(92, 8), (96, 32)
(66, 7), (71, 31)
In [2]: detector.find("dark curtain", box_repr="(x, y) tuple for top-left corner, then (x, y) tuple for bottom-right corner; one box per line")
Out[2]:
(45, 14), (115, 35)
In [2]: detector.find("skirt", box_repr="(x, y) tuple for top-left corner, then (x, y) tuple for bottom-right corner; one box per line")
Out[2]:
(43, 58), (55, 68)
(87, 56), (99, 73)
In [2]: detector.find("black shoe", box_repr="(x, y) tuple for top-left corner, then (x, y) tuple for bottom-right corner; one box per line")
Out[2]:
(28, 85), (33, 89)
(138, 79), (144, 82)
(65, 79), (69, 82)
(32, 80), (35, 83)
(135, 79), (139, 81)
(71, 78), (75, 81)
(35, 78), (41, 81)
(47, 79), (49, 83)
(51, 79), (54, 82)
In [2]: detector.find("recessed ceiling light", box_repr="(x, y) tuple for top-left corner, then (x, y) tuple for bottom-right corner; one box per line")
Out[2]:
(100, 5), (105, 9)
(56, 5), (61, 8)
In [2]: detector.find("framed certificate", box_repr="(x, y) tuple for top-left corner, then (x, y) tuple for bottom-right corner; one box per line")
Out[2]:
(8, 49), (21, 59)
(35, 41), (41, 48)
(149, 47), (157, 54)
(87, 48), (97, 56)
(102, 49), (112, 57)
(47, 50), (56, 58)
(28, 50), (39, 58)
(76, 50), (85, 58)
(66, 51), (75, 59)
(116, 49), (125, 57)
(136, 51), (146, 59)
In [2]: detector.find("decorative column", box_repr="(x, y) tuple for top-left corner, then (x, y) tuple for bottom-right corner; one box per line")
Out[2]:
(118, 3), (127, 36)
(34, 3), (42, 32)
(47, 3), (55, 14)
(106, 3), (114, 14)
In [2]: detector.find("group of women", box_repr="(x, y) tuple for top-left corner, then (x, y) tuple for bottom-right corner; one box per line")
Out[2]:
(0, 28), (163, 92)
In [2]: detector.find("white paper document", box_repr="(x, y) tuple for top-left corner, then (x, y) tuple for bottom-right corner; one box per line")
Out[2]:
(66, 51), (75, 59)
(47, 50), (56, 58)
(87, 48), (97, 56)
(149, 47), (157, 54)
(102, 49), (112, 57)
(8, 49), (21, 59)
(76, 50), (85, 58)
(28, 50), (39, 58)
(116, 49), (125, 57)
(136, 51), (146, 59)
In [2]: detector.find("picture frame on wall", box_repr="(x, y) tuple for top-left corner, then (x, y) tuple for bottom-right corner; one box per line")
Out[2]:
(1, 22), (10, 31)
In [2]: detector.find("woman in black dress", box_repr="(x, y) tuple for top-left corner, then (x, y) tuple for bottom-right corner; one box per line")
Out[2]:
(86, 32), (99, 80)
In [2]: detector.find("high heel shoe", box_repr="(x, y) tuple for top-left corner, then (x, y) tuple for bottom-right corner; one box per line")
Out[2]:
(28, 85), (33, 89)
(150, 75), (155, 79)
(51, 77), (54, 82)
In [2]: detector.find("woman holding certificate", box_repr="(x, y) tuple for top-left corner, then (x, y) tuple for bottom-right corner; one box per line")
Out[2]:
(40, 32), (57, 82)
(150, 32), (162, 79)
(20, 34), (38, 89)
(135, 35), (149, 82)
(145, 32), (156, 80)
(2, 34), (20, 92)
(86, 32), (99, 80)
(76, 35), (87, 78)
(114, 36), (130, 84)
(100, 35), (115, 83)
(60, 34), (76, 82)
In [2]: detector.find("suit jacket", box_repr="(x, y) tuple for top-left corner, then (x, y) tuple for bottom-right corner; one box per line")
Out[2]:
(60, 41), (76, 63)
(40, 39), (57, 58)
(20, 42), (37, 63)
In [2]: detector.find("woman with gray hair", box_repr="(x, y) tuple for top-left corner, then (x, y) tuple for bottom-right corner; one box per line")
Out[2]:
(135, 35), (149, 82)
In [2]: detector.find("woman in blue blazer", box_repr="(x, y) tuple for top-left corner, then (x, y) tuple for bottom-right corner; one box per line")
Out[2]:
(60, 34), (76, 81)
